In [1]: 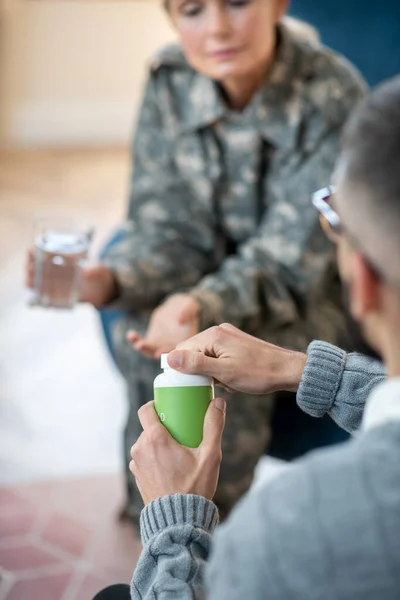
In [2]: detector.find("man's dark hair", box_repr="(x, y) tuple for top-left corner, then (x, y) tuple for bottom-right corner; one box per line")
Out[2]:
(339, 75), (400, 286)
(342, 75), (400, 213)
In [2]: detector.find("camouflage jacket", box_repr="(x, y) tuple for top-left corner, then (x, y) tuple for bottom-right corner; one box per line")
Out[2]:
(104, 23), (366, 339)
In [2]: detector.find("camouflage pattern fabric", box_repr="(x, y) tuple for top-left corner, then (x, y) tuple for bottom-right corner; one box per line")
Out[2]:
(103, 22), (367, 521)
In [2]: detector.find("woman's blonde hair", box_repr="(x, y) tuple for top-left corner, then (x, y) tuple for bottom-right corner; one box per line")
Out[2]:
(162, 1), (320, 46)
(282, 16), (320, 44)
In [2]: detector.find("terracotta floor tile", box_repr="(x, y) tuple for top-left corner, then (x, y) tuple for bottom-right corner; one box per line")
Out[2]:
(0, 477), (141, 594)
(0, 490), (33, 514)
(51, 475), (124, 527)
(88, 522), (140, 581)
(14, 482), (57, 508)
(0, 542), (64, 571)
(4, 572), (72, 600)
(40, 513), (92, 558)
(0, 489), (20, 508)
(0, 508), (37, 540)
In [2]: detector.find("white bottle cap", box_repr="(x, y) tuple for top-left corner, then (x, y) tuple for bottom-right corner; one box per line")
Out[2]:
(161, 353), (171, 370)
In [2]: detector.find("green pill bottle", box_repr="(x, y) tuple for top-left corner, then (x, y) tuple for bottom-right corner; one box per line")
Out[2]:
(154, 353), (214, 448)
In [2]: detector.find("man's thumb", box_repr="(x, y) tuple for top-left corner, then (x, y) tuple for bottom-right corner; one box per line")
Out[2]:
(201, 398), (226, 449)
(168, 349), (217, 376)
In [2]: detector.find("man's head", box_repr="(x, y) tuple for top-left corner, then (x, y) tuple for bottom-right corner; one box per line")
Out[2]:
(333, 76), (400, 369)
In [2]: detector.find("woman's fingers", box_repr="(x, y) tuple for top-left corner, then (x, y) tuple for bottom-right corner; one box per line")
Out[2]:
(127, 331), (164, 359)
(136, 339), (164, 359)
(127, 330), (142, 344)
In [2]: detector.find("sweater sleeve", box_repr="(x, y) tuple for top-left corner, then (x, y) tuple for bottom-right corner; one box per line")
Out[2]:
(133, 427), (396, 600)
(205, 425), (397, 600)
(131, 494), (218, 599)
(103, 73), (218, 312)
(297, 341), (386, 433)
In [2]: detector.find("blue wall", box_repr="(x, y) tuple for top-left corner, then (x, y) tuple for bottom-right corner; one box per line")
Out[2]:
(290, 0), (400, 86)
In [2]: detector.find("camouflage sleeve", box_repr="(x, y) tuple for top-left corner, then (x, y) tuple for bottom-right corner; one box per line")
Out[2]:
(102, 74), (217, 311)
(190, 130), (341, 330)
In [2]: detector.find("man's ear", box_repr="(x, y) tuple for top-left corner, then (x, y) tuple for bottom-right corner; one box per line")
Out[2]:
(350, 253), (382, 320)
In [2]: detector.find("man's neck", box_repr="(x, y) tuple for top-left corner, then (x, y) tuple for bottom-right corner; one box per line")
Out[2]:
(385, 356), (400, 379)
(381, 320), (400, 379)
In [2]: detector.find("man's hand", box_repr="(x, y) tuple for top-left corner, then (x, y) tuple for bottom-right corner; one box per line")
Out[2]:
(167, 323), (307, 395)
(127, 293), (200, 359)
(25, 250), (117, 307)
(130, 398), (226, 505)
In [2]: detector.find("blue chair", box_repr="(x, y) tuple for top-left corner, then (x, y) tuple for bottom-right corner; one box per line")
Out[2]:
(98, 229), (126, 362)
(269, 392), (349, 460)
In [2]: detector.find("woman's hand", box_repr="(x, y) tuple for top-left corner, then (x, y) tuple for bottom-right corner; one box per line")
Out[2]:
(25, 250), (117, 307)
(130, 398), (226, 505)
(167, 323), (307, 395)
(78, 263), (118, 307)
(127, 293), (200, 359)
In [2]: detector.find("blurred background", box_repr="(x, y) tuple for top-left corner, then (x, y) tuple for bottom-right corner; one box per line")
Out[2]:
(0, 2), (175, 598)
(0, 0), (398, 598)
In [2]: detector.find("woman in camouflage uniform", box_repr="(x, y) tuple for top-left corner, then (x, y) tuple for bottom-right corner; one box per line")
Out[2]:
(67, 0), (366, 524)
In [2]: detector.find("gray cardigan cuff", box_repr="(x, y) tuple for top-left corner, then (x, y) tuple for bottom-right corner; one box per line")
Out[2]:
(297, 341), (347, 418)
(140, 494), (219, 546)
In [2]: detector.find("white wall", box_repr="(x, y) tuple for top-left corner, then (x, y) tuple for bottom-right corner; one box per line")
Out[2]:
(0, 0), (175, 146)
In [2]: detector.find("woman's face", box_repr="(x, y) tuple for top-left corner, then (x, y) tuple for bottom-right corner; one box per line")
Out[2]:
(168, 0), (287, 82)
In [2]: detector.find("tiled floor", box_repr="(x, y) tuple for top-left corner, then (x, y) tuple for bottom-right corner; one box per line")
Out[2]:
(0, 475), (141, 600)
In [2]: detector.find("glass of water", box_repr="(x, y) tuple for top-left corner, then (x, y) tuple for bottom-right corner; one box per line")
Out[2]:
(32, 217), (94, 309)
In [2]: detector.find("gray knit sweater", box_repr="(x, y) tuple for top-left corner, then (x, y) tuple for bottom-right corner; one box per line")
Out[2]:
(132, 341), (399, 600)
